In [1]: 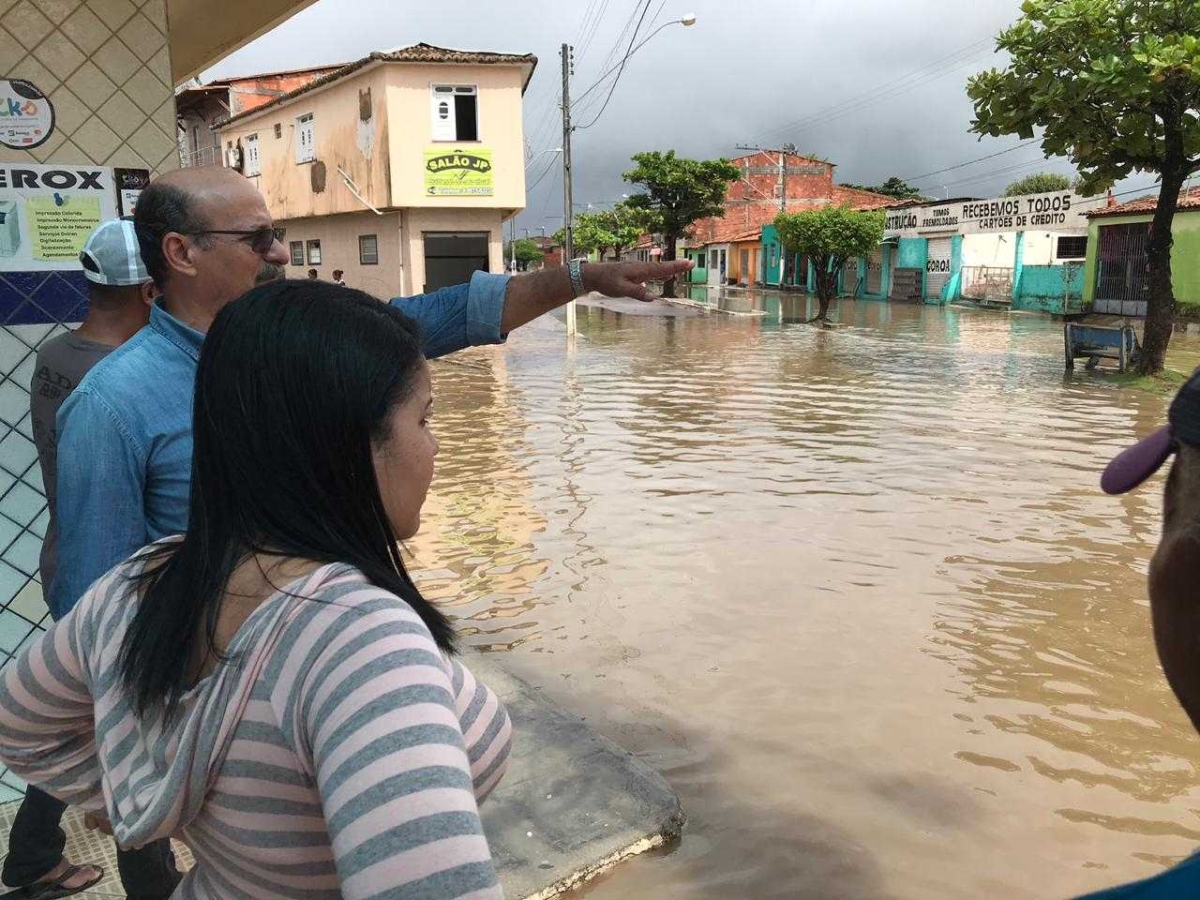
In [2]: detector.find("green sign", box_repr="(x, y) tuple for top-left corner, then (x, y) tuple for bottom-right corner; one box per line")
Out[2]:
(424, 148), (494, 196)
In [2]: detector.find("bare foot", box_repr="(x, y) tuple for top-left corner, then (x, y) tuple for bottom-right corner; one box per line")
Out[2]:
(38, 859), (102, 890)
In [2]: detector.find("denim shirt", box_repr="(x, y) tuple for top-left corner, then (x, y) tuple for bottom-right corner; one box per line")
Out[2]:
(49, 271), (509, 618)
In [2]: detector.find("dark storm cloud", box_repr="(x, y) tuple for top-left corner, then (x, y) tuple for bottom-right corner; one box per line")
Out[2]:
(206, 0), (1102, 235)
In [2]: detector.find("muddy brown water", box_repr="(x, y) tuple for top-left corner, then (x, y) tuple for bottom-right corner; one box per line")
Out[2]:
(410, 295), (1200, 899)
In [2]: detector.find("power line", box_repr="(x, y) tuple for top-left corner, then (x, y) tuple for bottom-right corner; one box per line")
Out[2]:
(901, 140), (1042, 182)
(525, 152), (561, 195)
(753, 37), (992, 145)
(574, 0), (655, 131)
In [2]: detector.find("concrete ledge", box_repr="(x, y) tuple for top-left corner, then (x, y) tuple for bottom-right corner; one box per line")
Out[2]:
(472, 655), (685, 899)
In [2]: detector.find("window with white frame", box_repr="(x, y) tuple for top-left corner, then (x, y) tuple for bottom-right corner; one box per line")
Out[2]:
(243, 133), (260, 176)
(431, 85), (479, 142)
(307, 239), (322, 265)
(296, 113), (315, 163)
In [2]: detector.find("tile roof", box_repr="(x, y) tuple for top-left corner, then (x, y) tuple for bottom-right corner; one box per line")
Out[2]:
(1088, 186), (1200, 218)
(219, 44), (538, 129)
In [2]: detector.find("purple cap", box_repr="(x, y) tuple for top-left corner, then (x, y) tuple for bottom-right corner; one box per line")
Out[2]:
(1101, 426), (1174, 495)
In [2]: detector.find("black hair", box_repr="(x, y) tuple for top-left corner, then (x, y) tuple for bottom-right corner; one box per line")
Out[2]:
(119, 279), (451, 718)
(133, 181), (211, 289)
(307, 268), (318, 278)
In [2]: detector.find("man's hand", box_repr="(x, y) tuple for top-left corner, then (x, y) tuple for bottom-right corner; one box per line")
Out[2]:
(500, 259), (695, 333)
(582, 260), (694, 302)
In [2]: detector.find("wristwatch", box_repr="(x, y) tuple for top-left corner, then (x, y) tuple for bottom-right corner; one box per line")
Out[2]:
(568, 258), (587, 298)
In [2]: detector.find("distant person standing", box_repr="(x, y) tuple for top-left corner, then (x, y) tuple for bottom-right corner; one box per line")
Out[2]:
(307, 267), (318, 279)
(332, 268), (345, 285)
(5, 219), (155, 899)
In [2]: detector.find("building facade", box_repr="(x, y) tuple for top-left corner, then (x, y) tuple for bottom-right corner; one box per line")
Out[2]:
(883, 190), (1103, 311)
(176, 65), (341, 169)
(1083, 188), (1200, 317)
(216, 45), (536, 296)
(690, 151), (893, 290)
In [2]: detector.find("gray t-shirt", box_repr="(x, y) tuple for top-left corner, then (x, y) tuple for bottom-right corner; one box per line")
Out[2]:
(30, 332), (115, 607)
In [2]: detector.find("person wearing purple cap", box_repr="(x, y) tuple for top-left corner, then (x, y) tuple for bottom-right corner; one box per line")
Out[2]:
(1083, 370), (1200, 897)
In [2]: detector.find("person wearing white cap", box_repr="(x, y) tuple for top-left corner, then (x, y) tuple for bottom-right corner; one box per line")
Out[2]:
(4, 218), (153, 899)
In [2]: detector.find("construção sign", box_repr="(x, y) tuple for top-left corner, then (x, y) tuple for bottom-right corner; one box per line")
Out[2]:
(885, 190), (1107, 238)
(424, 148), (494, 196)
(0, 164), (117, 270)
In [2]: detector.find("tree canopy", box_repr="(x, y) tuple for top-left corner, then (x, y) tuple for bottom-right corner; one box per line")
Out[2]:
(504, 238), (544, 271)
(968, 0), (1200, 374)
(570, 203), (651, 258)
(774, 205), (885, 321)
(1002, 172), (1073, 196)
(842, 176), (925, 200)
(623, 150), (740, 296)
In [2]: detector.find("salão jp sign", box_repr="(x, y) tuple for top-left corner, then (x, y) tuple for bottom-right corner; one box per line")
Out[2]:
(424, 148), (494, 197)
(885, 190), (1106, 238)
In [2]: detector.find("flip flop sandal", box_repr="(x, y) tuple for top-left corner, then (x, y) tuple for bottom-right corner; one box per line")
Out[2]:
(7, 864), (104, 899)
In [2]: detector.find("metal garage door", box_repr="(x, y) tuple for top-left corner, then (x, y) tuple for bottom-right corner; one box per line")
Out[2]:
(925, 236), (952, 300)
(843, 258), (859, 296)
(865, 247), (883, 294)
(424, 232), (490, 292)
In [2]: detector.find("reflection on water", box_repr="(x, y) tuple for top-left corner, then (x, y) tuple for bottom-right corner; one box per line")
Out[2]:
(414, 295), (1200, 899)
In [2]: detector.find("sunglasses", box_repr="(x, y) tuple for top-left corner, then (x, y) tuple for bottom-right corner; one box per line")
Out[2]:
(187, 226), (285, 255)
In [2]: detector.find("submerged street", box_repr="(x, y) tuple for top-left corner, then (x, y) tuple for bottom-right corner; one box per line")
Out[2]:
(415, 298), (1200, 899)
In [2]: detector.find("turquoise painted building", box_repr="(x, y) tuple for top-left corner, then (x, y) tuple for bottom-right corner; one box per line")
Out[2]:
(684, 247), (708, 284)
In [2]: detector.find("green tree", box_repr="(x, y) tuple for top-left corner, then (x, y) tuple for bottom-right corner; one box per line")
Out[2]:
(843, 176), (925, 200)
(968, 0), (1200, 375)
(623, 151), (740, 297)
(504, 238), (544, 271)
(569, 205), (649, 259)
(774, 206), (885, 323)
(1002, 171), (1073, 196)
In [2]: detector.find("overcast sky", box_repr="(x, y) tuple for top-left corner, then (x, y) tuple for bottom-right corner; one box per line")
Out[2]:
(205, 0), (1154, 234)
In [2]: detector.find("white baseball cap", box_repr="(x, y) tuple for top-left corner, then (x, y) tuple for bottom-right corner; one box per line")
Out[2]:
(79, 219), (149, 287)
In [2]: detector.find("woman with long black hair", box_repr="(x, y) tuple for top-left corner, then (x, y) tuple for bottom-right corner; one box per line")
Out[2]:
(0, 280), (512, 899)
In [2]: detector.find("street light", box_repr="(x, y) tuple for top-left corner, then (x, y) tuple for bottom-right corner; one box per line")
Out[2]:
(560, 14), (697, 337)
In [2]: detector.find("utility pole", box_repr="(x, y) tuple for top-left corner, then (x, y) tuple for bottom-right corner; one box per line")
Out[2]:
(561, 43), (577, 337)
(737, 141), (798, 214)
(509, 217), (516, 273)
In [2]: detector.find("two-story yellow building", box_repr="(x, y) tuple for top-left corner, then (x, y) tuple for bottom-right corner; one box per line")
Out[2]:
(216, 44), (536, 296)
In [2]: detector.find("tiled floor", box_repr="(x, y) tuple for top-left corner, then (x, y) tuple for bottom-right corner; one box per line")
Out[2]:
(0, 801), (192, 898)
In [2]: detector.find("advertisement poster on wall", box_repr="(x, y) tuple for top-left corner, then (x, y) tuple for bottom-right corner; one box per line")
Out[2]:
(0, 79), (55, 150)
(424, 148), (494, 196)
(885, 191), (1108, 238)
(0, 164), (118, 271)
(114, 168), (150, 217)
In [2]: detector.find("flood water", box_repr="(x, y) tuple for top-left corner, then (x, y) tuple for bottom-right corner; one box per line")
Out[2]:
(411, 293), (1200, 900)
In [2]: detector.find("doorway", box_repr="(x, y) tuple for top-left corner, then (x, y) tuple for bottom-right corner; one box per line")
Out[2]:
(423, 232), (490, 291)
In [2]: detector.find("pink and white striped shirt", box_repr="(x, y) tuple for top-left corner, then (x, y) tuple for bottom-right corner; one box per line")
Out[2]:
(0, 554), (513, 899)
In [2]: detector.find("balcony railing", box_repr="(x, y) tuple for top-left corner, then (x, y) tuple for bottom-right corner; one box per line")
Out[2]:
(179, 145), (222, 169)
